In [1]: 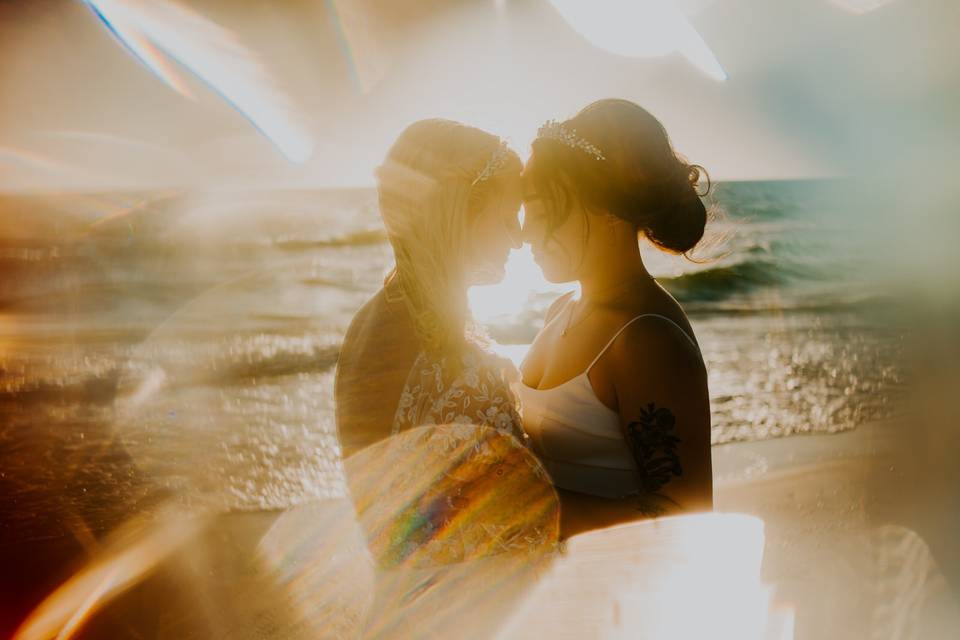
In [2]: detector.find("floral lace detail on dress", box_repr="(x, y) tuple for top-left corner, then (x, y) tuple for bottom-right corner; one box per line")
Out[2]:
(345, 341), (558, 569)
(392, 344), (526, 445)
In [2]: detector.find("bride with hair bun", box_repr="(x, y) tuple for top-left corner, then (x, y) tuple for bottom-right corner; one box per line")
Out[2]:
(519, 99), (715, 538)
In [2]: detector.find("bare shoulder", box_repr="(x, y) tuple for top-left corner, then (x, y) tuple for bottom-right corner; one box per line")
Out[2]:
(606, 310), (704, 380)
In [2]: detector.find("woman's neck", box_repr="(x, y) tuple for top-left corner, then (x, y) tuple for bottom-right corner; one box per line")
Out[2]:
(578, 245), (651, 303)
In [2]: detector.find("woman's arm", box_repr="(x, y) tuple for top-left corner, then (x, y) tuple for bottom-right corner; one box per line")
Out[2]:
(606, 317), (713, 515)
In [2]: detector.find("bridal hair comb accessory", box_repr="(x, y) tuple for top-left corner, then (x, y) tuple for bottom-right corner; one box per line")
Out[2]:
(472, 139), (511, 186)
(536, 120), (606, 160)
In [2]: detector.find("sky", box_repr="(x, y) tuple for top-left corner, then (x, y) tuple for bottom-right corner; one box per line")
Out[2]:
(0, 0), (957, 189)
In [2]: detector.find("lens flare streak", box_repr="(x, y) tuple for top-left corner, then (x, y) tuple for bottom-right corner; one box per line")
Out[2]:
(324, 0), (392, 93)
(828, 0), (899, 14)
(81, 0), (314, 163)
(0, 147), (99, 179)
(13, 509), (210, 640)
(548, 0), (727, 81)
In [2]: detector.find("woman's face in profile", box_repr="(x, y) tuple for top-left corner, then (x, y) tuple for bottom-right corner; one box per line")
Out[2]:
(466, 173), (523, 285)
(521, 175), (587, 284)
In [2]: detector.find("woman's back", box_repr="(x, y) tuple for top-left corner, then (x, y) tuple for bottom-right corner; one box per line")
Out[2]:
(335, 287), (419, 458)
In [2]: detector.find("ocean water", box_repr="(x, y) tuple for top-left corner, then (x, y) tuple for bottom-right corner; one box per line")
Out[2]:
(0, 181), (905, 534)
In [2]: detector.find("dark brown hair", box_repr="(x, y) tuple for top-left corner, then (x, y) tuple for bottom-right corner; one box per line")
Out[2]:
(526, 99), (709, 255)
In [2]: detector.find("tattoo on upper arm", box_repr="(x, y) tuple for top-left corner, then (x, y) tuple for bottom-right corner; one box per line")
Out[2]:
(626, 403), (683, 511)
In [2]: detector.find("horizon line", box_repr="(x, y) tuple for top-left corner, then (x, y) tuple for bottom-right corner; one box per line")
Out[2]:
(0, 175), (845, 196)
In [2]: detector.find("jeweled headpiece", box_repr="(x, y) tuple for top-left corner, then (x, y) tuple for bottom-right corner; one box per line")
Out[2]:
(536, 120), (606, 160)
(472, 139), (511, 186)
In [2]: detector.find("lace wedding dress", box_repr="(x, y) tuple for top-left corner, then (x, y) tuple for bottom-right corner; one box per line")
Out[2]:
(391, 340), (526, 443)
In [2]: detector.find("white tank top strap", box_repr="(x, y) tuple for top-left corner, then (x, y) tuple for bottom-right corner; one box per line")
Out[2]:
(585, 313), (700, 373)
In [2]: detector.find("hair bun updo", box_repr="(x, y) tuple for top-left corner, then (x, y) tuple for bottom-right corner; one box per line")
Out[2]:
(620, 161), (708, 255)
(529, 99), (710, 256)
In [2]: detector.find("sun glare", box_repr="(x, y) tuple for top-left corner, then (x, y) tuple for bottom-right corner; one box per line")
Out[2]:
(499, 514), (794, 639)
(14, 508), (209, 640)
(828, 0), (899, 14)
(548, 0), (727, 81)
(82, 0), (314, 163)
(469, 244), (573, 326)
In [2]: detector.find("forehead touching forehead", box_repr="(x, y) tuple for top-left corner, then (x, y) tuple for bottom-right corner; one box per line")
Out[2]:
(521, 154), (541, 200)
(522, 149), (575, 206)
